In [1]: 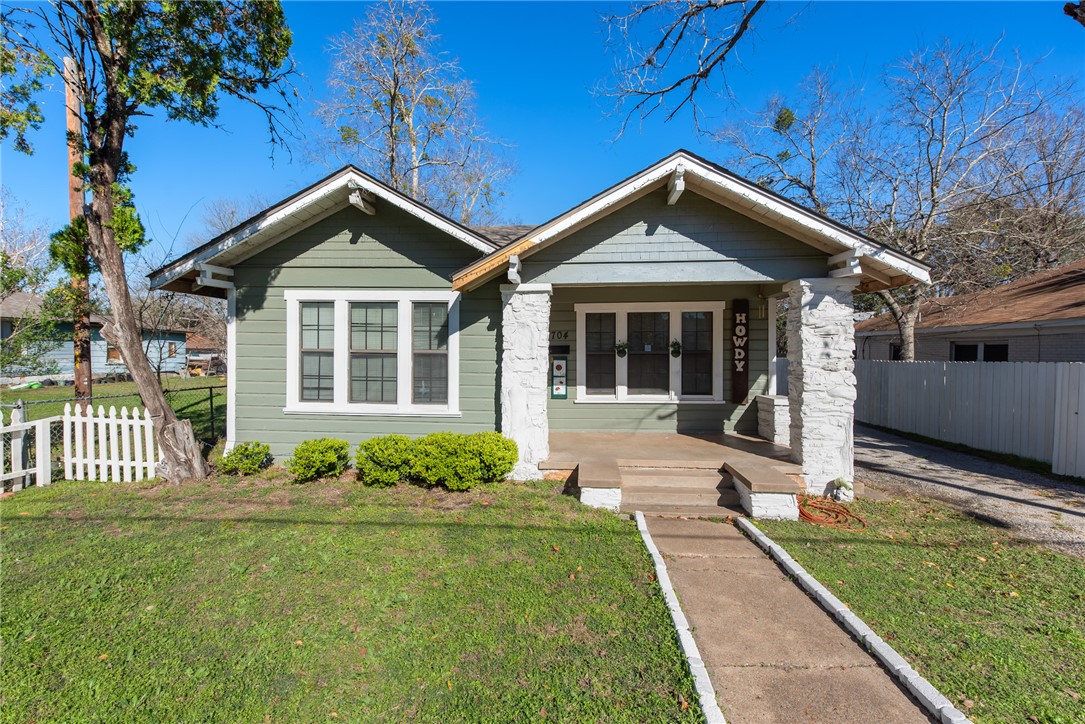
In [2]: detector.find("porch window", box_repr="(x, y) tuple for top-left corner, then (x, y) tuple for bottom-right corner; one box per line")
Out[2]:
(627, 312), (669, 395)
(285, 291), (460, 416)
(574, 302), (726, 403)
(681, 311), (713, 396)
(584, 312), (616, 394)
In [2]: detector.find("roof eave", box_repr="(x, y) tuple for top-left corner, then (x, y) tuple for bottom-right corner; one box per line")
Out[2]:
(149, 166), (497, 294)
(452, 150), (930, 292)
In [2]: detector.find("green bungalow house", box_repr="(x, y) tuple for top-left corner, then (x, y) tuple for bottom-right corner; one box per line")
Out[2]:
(150, 150), (929, 517)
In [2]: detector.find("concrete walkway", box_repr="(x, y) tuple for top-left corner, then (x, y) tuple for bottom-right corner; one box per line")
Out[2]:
(644, 515), (931, 723)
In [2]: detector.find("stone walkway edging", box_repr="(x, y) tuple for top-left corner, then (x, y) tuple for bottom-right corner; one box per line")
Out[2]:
(634, 511), (727, 724)
(735, 517), (972, 724)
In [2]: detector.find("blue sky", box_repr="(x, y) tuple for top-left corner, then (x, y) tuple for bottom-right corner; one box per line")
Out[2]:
(3, 1), (1082, 267)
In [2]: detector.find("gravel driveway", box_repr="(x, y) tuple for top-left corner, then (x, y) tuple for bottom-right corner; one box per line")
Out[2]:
(854, 425), (1085, 559)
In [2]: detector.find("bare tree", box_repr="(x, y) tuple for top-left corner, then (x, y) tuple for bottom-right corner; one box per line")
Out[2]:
(722, 42), (1076, 359)
(604, 0), (766, 128)
(715, 68), (863, 216)
(314, 0), (512, 224)
(1066, 2), (1085, 26)
(195, 192), (271, 243)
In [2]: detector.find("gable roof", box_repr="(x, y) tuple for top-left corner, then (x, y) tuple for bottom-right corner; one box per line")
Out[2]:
(149, 165), (499, 297)
(452, 150), (930, 292)
(856, 258), (1085, 335)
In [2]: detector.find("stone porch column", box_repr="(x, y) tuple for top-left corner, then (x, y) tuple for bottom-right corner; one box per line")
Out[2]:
(784, 278), (858, 496)
(500, 283), (552, 479)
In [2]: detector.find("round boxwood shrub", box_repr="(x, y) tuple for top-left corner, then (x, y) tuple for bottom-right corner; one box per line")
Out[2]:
(410, 431), (518, 491)
(285, 438), (351, 483)
(218, 441), (273, 476)
(466, 431), (517, 482)
(356, 434), (414, 487)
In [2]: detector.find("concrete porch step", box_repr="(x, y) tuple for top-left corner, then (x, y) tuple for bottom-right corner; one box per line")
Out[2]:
(621, 503), (744, 518)
(623, 486), (741, 508)
(621, 467), (731, 490)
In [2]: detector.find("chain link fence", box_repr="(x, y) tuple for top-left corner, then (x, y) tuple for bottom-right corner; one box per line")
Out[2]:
(1, 382), (227, 489)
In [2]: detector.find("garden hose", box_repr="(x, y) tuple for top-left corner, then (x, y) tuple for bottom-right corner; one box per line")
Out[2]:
(798, 495), (867, 531)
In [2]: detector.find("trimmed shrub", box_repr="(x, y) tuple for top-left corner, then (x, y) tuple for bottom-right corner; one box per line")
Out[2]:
(466, 432), (518, 482)
(410, 431), (518, 491)
(218, 441), (273, 476)
(286, 438), (351, 483)
(356, 434), (414, 487)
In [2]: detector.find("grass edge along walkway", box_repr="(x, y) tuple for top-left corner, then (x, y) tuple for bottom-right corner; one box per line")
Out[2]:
(756, 496), (1085, 724)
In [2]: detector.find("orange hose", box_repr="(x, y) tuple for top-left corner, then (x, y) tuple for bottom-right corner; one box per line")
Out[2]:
(798, 495), (867, 531)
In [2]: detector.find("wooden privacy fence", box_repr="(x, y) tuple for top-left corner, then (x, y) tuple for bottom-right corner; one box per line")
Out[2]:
(1, 407), (56, 491)
(63, 403), (159, 482)
(855, 361), (1085, 478)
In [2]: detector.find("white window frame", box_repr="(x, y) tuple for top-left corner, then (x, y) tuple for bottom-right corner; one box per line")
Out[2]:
(284, 289), (460, 416)
(574, 301), (726, 404)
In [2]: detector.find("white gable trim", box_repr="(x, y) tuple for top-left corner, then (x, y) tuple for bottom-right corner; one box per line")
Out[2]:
(150, 168), (495, 293)
(453, 151), (930, 291)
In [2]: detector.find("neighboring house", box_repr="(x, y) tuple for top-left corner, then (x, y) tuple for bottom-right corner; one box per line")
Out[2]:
(856, 259), (1085, 362)
(150, 150), (928, 486)
(186, 332), (225, 373)
(0, 291), (188, 380)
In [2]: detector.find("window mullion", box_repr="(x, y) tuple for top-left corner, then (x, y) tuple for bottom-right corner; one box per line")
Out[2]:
(333, 300), (349, 405)
(616, 312), (628, 401)
(398, 300), (411, 408)
(669, 308), (681, 401)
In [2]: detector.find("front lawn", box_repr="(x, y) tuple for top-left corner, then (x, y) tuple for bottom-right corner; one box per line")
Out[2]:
(1, 475), (701, 722)
(756, 497), (1085, 723)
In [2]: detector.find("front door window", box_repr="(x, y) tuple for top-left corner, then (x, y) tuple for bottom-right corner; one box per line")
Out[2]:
(627, 312), (670, 395)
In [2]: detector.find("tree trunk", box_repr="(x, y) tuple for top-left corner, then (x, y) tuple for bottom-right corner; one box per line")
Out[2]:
(86, 176), (208, 482)
(72, 276), (92, 408)
(877, 288), (923, 361)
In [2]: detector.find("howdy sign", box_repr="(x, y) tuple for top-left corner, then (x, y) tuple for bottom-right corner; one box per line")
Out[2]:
(731, 299), (749, 404)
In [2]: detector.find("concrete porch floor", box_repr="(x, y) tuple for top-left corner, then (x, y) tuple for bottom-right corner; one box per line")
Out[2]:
(543, 431), (797, 470)
(543, 432), (804, 518)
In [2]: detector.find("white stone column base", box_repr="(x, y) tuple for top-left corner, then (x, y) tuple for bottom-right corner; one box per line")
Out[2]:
(734, 479), (800, 520)
(580, 487), (622, 511)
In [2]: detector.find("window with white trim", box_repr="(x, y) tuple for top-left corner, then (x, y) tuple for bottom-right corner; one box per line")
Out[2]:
(285, 290), (460, 416)
(575, 302), (726, 403)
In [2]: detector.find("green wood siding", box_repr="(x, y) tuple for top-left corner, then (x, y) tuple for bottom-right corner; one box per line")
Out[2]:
(523, 188), (829, 285)
(547, 285), (776, 434)
(232, 206), (500, 459)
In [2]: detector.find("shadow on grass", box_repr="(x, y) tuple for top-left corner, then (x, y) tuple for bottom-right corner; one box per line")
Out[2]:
(858, 459), (1085, 520)
(22, 511), (599, 534)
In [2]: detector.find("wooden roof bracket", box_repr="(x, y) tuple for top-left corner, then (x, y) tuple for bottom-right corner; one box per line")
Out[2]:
(667, 165), (686, 205)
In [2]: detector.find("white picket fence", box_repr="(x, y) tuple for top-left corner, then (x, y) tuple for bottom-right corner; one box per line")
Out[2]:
(855, 361), (1085, 478)
(63, 403), (160, 482)
(0, 407), (56, 491)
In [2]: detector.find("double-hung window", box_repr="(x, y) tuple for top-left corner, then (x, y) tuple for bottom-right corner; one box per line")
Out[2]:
(576, 302), (726, 403)
(286, 291), (459, 415)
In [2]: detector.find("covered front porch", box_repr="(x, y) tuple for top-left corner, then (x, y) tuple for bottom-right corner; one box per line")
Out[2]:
(450, 151), (931, 517)
(542, 431), (805, 520)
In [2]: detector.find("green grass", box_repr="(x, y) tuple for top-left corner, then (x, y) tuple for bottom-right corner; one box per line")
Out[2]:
(756, 497), (1085, 723)
(1, 475), (702, 722)
(1, 377), (226, 444)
